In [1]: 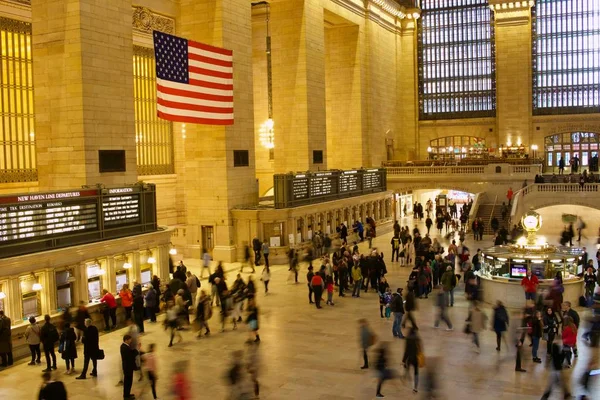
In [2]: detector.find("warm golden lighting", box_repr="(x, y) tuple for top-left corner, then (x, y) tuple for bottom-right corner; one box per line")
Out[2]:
(259, 119), (275, 149)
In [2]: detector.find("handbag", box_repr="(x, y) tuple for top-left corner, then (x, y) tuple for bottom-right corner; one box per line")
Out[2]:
(463, 323), (472, 335)
(96, 349), (105, 360)
(417, 351), (426, 368)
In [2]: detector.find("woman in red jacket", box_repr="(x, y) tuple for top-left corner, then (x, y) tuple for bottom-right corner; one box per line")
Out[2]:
(119, 284), (134, 321)
(561, 316), (577, 368)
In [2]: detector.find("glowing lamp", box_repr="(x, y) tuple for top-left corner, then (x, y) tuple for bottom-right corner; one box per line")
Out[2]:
(147, 256), (156, 264)
(169, 248), (177, 255)
(32, 283), (42, 291)
(0, 292), (6, 299)
(123, 262), (132, 269)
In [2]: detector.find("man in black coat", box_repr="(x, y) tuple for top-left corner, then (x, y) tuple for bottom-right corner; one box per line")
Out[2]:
(120, 334), (139, 399)
(77, 319), (99, 379)
(132, 282), (145, 334)
(40, 314), (58, 372)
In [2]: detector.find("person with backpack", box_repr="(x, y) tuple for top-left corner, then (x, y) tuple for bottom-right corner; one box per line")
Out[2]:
(390, 235), (401, 262)
(40, 314), (59, 372)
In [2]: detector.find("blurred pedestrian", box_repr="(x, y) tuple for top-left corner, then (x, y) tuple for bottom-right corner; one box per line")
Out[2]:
(540, 338), (571, 399)
(38, 371), (67, 400)
(140, 343), (158, 400)
(492, 301), (509, 352)
(74, 302), (90, 342)
(195, 290), (212, 338)
(402, 327), (421, 393)
(246, 340), (261, 398)
(172, 360), (190, 400)
(261, 265), (271, 294)
(359, 319), (376, 369)
(433, 289), (453, 331)
(59, 322), (77, 375)
(40, 314), (58, 372)
(165, 301), (181, 347)
(375, 342), (396, 398)
(247, 298), (260, 343)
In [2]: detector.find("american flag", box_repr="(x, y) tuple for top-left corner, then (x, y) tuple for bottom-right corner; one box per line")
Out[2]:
(153, 31), (234, 125)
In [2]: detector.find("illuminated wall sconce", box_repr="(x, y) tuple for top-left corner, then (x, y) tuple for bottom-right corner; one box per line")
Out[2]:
(169, 243), (177, 256)
(146, 250), (156, 264)
(0, 291), (6, 299)
(30, 273), (42, 291)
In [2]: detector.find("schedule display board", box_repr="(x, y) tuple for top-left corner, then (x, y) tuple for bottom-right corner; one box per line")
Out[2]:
(0, 183), (157, 259)
(274, 168), (386, 208)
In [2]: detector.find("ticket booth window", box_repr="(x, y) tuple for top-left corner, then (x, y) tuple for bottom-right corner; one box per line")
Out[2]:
(141, 268), (152, 286)
(55, 271), (73, 311)
(116, 269), (128, 292)
(86, 264), (104, 302)
(20, 277), (41, 319)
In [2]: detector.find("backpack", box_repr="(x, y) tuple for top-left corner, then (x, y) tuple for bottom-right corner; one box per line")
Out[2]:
(195, 276), (201, 288)
(48, 324), (59, 344)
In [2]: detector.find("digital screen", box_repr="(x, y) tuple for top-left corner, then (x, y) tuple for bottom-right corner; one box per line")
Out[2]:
(310, 172), (337, 197)
(511, 265), (527, 278)
(103, 194), (140, 226)
(0, 190), (99, 244)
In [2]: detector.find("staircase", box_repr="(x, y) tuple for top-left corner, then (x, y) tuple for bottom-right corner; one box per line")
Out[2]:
(473, 203), (509, 236)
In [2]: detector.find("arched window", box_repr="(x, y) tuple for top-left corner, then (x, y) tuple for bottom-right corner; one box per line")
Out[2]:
(428, 136), (487, 160)
(544, 132), (599, 172)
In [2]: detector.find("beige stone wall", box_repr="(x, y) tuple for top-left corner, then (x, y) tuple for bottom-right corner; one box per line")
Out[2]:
(396, 19), (418, 161)
(251, 10), (274, 196)
(177, 0), (258, 261)
(32, 0), (137, 191)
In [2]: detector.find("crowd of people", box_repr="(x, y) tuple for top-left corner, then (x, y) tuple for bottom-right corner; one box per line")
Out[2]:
(3, 199), (596, 399)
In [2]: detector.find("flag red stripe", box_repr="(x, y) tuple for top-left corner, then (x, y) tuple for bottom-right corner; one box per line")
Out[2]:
(157, 83), (233, 102)
(157, 97), (233, 113)
(158, 111), (234, 125)
(188, 65), (233, 79)
(188, 40), (233, 56)
(188, 78), (233, 91)
(188, 52), (233, 67)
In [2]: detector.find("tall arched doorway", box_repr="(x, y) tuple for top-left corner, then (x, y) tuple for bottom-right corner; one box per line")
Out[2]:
(545, 132), (599, 172)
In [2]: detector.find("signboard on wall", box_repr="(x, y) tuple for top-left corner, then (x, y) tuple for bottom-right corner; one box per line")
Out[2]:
(274, 168), (387, 209)
(0, 183), (157, 259)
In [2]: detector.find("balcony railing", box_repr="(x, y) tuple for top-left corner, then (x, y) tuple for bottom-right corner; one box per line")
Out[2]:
(386, 163), (542, 176)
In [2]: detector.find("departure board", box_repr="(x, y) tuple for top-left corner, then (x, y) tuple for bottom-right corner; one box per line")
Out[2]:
(363, 169), (383, 189)
(274, 168), (387, 208)
(339, 170), (361, 193)
(102, 187), (141, 226)
(310, 172), (337, 197)
(291, 174), (309, 200)
(0, 183), (158, 259)
(0, 190), (99, 244)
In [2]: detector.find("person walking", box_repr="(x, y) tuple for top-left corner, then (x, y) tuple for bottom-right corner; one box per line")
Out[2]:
(562, 316), (577, 368)
(40, 315), (59, 372)
(185, 271), (199, 308)
(492, 301), (509, 352)
(195, 290), (212, 338)
(391, 288), (405, 338)
(433, 289), (453, 331)
(261, 240), (270, 268)
(201, 249), (212, 278)
(100, 289), (118, 331)
(374, 342), (396, 398)
(402, 327), (421, 394)
(165, 301), (182, 347)
(246, 339), (261, 398)
(141, 343), (158, 400)
(241, 243), (255, 273)
(540, 338), (571, 399)
(359, 319), (376, 370)
(119, 284), (134, 322)
(247, 298), (260, 343)
(76, 318), (99, 379)
(441, 266), (456, 307)
(38, 371), (68, 400)
(252, 237), (262, 266)
(310, 271), (324, 309)
(120, 334), (139, 400)
(25, 316), (42, 365)
(261, 265), (271, 294)
(60, 322), (78, 375)
(561, 301), (580, 358)
(466, 302), (487, 353)
(543, 307), (559, 357)
(507, 187), (514, 206)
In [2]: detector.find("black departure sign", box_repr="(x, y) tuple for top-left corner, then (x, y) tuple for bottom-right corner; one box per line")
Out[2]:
(0, 184), (157, 259)
(274, 168), (386, 208)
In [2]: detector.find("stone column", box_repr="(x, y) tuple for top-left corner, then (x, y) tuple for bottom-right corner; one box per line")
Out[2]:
(178, 0), (258, 262)
(397, 17), (419, 160)
(271, 0), (327, 173)
(492, 1), (534, 148)
(32, 0), (137, 190)
(42, 269), (56, 315)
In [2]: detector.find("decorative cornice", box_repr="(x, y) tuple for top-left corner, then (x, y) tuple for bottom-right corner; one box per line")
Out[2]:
(132, 6), (174, 35)
(0, 14), (30, 33)
(5, 0), (29, 5)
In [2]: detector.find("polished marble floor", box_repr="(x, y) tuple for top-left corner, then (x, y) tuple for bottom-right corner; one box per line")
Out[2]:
(1, 213), (599, 400)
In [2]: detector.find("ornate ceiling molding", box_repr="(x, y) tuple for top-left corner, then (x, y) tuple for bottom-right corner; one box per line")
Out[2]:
(132, 6), (174, 35)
